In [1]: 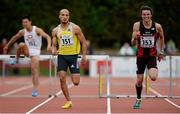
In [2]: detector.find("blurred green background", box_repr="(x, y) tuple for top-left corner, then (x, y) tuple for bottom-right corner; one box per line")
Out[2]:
(0, 0), (180, 50)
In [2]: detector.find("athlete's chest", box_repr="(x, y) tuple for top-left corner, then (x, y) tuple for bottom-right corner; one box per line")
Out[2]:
(139, 28), (157, 48)
(57, 30), (76, 46)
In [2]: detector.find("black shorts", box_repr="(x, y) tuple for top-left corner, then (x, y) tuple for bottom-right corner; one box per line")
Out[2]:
(136, 56), (157, 74)
(57, 54), (79, 73)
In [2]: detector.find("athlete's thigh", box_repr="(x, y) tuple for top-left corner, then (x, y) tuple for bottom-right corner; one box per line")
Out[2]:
(57, 55), (68, 72)
(67, 55), (79, 74)
(136, 57), (147, 74)
(30, 56), (39, 70)
(147, 56), (157, 69)
(18, 43), (29, 57)
(147, 56), (158, 80)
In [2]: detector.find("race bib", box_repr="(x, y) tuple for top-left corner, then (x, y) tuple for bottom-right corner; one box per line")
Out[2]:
(140, 36), (155, 48)
(60, 34), (74, 46)
(27, 35), (37, 47)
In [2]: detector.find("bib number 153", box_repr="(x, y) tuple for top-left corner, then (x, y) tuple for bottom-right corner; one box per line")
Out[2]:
(140, 36), (154, 48)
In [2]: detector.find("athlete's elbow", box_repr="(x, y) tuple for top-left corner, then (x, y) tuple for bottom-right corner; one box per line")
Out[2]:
(131, 39), (135, 45)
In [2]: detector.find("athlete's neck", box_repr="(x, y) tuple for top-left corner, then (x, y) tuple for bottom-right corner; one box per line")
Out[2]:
(26, 26), (33, 32)
(143, 20), (152, 28)
(60, 22), (69, 30)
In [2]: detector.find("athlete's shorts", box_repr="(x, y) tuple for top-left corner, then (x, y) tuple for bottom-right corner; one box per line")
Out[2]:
(28, 48), (40, 56)
(57, 54), (79, 73)
(136, 56), (157, 74)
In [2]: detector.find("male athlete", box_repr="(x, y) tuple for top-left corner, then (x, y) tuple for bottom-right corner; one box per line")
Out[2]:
(131, 5), (165, 109)
(52, 9), (87, 109)
(4, 15), (51, 97)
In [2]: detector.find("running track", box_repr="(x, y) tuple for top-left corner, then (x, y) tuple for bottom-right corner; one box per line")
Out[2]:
(0, 76), (180, 114)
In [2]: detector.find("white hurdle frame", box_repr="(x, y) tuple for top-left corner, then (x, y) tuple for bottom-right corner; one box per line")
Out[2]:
(48, 55), (110, 97)
(0, 54), (54, 97)
(100, 55), (180, 99)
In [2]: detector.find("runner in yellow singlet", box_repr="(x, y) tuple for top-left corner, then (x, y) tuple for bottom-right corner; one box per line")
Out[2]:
(52, 9), (87, 109)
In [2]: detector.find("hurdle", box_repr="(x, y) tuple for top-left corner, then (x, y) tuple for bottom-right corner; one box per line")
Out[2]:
(98, 55), (180, 99)
(47, 55), (111, 97)
(0, 54), (54, 97)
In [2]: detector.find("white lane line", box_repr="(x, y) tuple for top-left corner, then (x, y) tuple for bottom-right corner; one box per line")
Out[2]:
(107, 97), (111, 114)
(3, 112), (180, 114)
(0, 84), (33, 97)
(0, 80), (48, 97)
(25, 83), (74, 114)
(149, 87), (180, 109)
(107, 76), (111, 114)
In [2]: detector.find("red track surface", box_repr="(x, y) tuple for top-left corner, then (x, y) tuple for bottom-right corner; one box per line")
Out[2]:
(0, 76), (180, 114)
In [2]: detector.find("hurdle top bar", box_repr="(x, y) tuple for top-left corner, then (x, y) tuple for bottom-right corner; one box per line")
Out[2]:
(0, 55), (110, 61)
(0, 55), (52, 61)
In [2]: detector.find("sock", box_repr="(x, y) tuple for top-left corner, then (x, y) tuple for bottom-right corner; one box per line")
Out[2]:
(136, 84), (142, 99)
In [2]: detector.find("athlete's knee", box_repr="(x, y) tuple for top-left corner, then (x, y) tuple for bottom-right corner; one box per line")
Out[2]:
(136, 76), (143, 86)
(58, 72), (66, 82)
(150, 76), (157, 81)
(31, 67), (37, 76)
(71, 74), (80, 86)
(148, 68), (158, 81)
(149, 73), (157, 81)
(73, 81), (79, 86)
(136, 81), (143, 87)
(19, 42), (26, 47)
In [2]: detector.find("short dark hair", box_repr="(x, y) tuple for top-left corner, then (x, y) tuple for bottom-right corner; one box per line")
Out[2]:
(22, 15), (31, 21)
(140, 5), (153, 15)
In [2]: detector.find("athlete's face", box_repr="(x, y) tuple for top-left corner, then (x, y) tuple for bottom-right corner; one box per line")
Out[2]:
(141, 10), (152, 22)
(59, 10), (69, 24)
(22, 19), (32, 29)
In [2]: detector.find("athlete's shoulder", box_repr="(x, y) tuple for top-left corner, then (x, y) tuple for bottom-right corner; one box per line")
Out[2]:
(34, 26), (41, 31)
(70, 22), (80, 29)
(133, 21), (140, 31)
(34, 26), (44, 35)
(19, 29), (25, 36)
(133, 21), (140, 27)
(155, 22), (162, 29)
(52, 25), (59, 33)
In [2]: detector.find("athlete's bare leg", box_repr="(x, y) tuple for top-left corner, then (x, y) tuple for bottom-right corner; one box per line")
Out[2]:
(16, 43), (29, 62)
(135, 74), (144, 99)
(59, 71), (71, 101)
(148, 68), (158, 81)
(136, 74), (143, 86)
(71, 74), (80, 86)
(133, 74), (143, 109)
(30, 56), (40, 91)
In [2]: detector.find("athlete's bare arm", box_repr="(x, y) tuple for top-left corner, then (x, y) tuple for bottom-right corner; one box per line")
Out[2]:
(73, 24), (87, 64)
(36, 28), (52, 52)
(51, 27), (58, 55)
(4, 30), (24, 54)
(131, 22), (140, 45)
(156, 23), (165, 52)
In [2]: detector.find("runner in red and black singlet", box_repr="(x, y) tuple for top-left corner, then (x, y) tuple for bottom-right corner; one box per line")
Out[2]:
(131, 5), (165, 109)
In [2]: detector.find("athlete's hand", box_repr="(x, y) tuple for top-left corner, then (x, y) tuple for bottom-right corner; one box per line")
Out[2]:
(47, 46), (52, 53)
(3, 45), (8, 54)
(135, 31), (141, 40)
(158, 52), (165, 62)
(81, 55), (87, 65)
(51, 48), (57, 55)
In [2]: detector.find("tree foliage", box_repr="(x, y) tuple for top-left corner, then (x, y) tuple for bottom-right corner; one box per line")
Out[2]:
(0, 0), (180, 49)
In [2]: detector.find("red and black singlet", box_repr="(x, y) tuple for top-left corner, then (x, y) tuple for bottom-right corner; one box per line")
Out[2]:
(137, 21), (159, 57)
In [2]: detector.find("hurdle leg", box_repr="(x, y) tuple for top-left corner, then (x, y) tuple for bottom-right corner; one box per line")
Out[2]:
(145, 68), (150, 95)
(99, 65), (103, 97)
(48, 55), (53, 97)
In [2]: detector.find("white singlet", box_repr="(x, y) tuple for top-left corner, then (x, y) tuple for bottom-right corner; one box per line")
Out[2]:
(24, 26), (42, 56)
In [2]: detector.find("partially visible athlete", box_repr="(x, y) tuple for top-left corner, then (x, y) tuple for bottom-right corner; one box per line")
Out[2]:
(4, 15), (51, 97)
